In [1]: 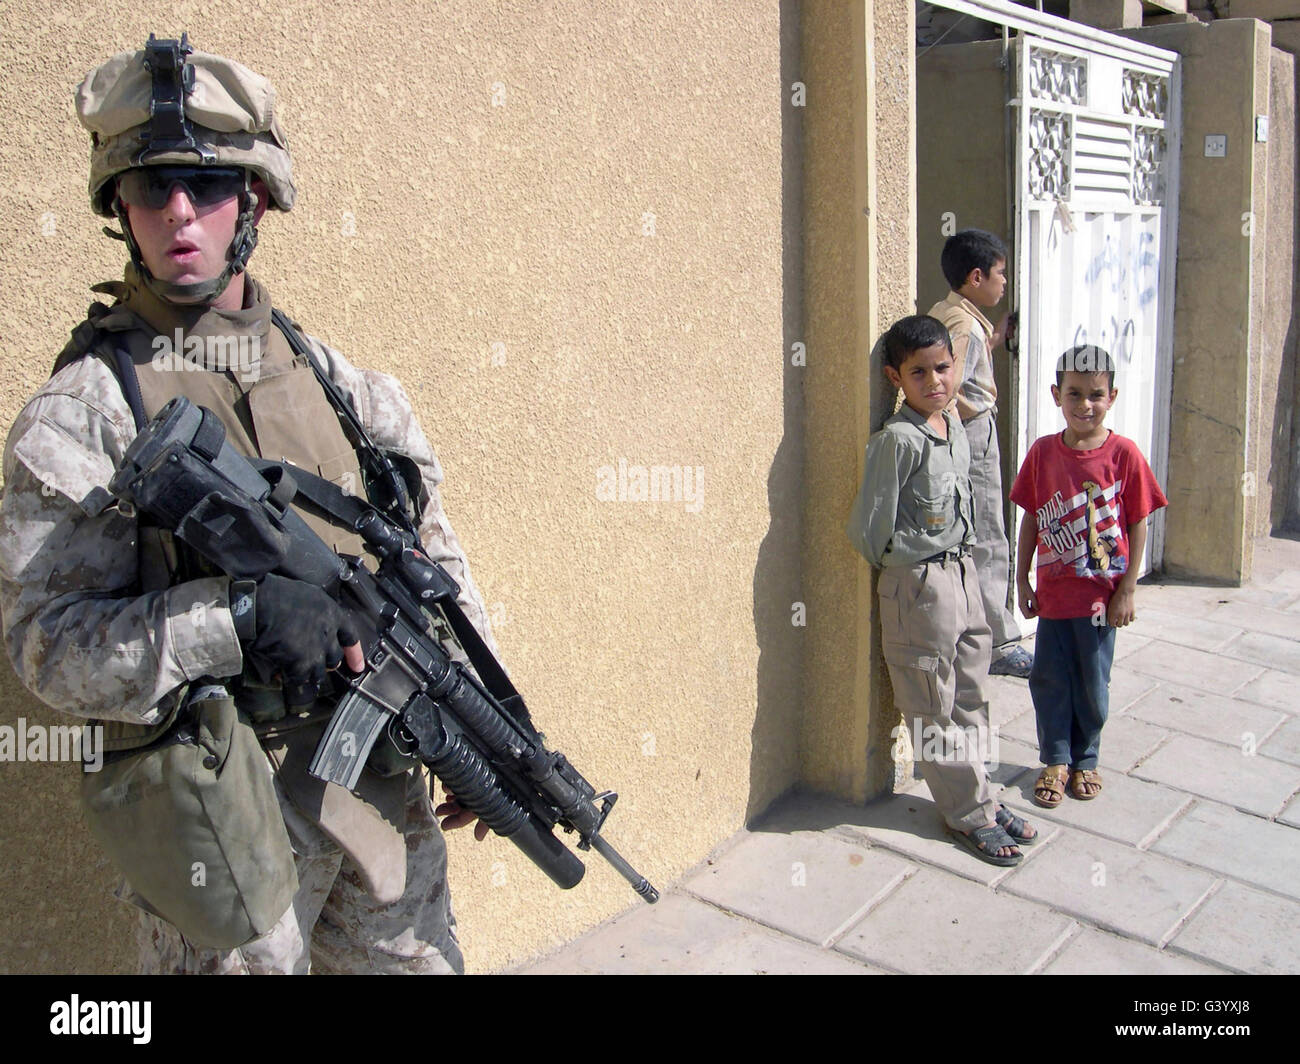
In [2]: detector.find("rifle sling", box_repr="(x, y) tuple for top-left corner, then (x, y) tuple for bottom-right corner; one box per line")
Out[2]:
(270, 308), (419, 537)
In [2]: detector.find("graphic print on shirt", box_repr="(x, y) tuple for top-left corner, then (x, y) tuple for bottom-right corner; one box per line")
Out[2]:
(1034, 479), (1125, 578)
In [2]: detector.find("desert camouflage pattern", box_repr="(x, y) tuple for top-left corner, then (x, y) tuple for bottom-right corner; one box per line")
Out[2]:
(132, 768), (462, 974)
(0, 278), (498, 973)
(77, 45), (296, 216)
(0, 284), (499, 726)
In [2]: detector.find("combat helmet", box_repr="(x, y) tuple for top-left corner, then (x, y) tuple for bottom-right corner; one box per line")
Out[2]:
(76, 33), (296, 303)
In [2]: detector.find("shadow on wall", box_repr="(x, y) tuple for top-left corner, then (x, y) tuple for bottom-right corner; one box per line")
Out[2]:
(749, 0), (807, 823)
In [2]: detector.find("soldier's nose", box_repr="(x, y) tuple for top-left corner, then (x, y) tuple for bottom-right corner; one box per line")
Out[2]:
(163, 184), (197, 223)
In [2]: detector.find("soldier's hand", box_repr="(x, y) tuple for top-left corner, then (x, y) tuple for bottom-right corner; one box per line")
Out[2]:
(435, 789), (490, 842)
(232, 574), (362, 696)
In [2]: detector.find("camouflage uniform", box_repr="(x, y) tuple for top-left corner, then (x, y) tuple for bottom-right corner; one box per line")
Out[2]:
(0, 38), (495, 974)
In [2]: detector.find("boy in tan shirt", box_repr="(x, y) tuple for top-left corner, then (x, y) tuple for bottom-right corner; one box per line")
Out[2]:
(927, 229), (1031, 678)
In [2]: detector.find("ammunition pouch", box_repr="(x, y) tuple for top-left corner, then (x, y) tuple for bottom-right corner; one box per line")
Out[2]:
(80, 687), (297, 949)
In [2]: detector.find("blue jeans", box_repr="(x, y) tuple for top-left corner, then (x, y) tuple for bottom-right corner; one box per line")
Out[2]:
(1029, 617), (1116, 771)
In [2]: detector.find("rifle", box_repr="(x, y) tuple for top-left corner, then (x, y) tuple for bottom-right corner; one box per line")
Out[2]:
(108, 396), (658, 903)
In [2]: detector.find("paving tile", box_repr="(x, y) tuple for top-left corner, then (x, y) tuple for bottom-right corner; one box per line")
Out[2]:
(1232, 668), (1300, 712)
(1001, 829), (1218, 946)
(516, 894), (881, 975)
(1002, 766), (1190, 847)
(834, 866), (1074, 974)
(1150, 800), (1300, 900)
(1126, 683), (1288, 748)
(999, 709), (1040, 749)
(1112, 634), (1152, 662)
(1042, 927), (1227, 974)
(1138, 582), (1242, 614)
(986, 673), (1036, 730)
(1108, 666), (1162, 712)
(1125, 608), (1243, 652)
(1131, 733), (1300, 817)
(1205, 600), (1300, 641)
(1259, 716), (1300, 767)
(1097, 716), (1170, 772)
(1218, 631), (1300, 676)
(1224, 586), (1300, 611)
(683, 830), (912, 945)
(1120, 640), (1265, 695)
(840, 786), (1059, 887)
(1279, 793), (1300, 829)
(986, 737), (1038, 789)
(1169, 881), (1300, 974)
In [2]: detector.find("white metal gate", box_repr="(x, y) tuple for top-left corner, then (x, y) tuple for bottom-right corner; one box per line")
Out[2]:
(1011, 33), (1180, 571)
(928, 0), (1181, 570)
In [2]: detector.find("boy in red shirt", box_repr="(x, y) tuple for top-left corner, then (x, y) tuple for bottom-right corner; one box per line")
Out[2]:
(1009, 346), (1168, 807)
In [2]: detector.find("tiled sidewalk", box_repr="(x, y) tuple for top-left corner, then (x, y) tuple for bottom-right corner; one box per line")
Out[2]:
(517, 535), (1300, 975)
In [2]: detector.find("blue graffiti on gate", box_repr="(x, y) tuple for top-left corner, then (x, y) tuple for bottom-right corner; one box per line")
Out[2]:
(1083, 230), (1158, 307)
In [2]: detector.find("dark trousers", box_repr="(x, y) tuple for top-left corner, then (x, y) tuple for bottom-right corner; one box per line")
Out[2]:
(1029, 616), (1116, 771)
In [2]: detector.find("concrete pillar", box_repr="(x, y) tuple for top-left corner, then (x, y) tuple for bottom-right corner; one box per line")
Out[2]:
(800, 0), (917, 802)
(1070, 0), (1145, 29)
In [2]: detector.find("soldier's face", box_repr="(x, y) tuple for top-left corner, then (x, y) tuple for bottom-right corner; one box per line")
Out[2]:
(120, 175), (268, 304)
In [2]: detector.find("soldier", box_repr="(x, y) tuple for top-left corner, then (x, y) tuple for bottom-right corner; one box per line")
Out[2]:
(0, 35), (493, 974)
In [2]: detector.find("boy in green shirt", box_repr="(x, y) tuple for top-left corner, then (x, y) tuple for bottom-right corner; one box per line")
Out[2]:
(848, 315), (1035, 865)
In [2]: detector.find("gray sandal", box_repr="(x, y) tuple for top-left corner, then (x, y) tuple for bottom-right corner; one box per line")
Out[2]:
(951, 823), (1023, 866)
(996, 805), (1038, 845)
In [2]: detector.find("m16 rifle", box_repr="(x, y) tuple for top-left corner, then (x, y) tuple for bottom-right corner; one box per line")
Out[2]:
(108, 395), (658, 903)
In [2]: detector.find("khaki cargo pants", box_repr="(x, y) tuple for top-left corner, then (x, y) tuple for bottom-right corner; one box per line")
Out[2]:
(129, 769), (463, 975)
(878, 552), (998, 832)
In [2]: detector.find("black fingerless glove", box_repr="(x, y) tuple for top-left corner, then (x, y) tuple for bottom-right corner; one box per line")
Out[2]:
(229, 574), (358, 694)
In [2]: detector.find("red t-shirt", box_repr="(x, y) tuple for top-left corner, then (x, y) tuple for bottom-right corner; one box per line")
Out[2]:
(1009, 431), (1169, 619)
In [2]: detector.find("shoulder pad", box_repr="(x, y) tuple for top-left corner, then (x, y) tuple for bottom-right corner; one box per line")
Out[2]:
(51, 302), (114, 379)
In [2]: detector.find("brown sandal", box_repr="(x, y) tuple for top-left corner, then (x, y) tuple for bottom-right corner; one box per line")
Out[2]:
(1033, 765), (1068, 808)
(1070, 768), (1103, 800)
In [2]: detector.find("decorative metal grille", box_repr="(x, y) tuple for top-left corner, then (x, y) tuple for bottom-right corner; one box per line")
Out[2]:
(1133, 128), (1165, 205)
(1123, 71), (1167, 120)
(1029, 109), (1071, 200)
(1028, 48), (1087, 105)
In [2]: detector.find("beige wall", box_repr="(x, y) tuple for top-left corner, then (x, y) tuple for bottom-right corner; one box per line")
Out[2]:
(800, 0), (916, 803)
(0, 1), (799, 973)
(1261, 47), (1296, 534)
(1125, 19), (1274, 583)
(1269, 21), (1300, 531)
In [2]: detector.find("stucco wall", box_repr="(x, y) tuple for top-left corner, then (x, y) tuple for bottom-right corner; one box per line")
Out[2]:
(0, 1), (795, 973)
(1262, 46), (1296, 534)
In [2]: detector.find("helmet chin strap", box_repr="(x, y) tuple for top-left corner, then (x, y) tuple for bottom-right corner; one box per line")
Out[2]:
(110, 172), (260, 306)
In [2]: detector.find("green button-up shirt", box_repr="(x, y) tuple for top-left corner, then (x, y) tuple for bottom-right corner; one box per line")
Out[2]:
(846, 403), (977, 568)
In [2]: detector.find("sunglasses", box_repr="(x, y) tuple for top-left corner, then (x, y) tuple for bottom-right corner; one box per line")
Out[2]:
(116, 167), (246, 210)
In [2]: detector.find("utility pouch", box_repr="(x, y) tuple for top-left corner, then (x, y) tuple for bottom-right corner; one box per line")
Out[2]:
(80, 687), (298, 950)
